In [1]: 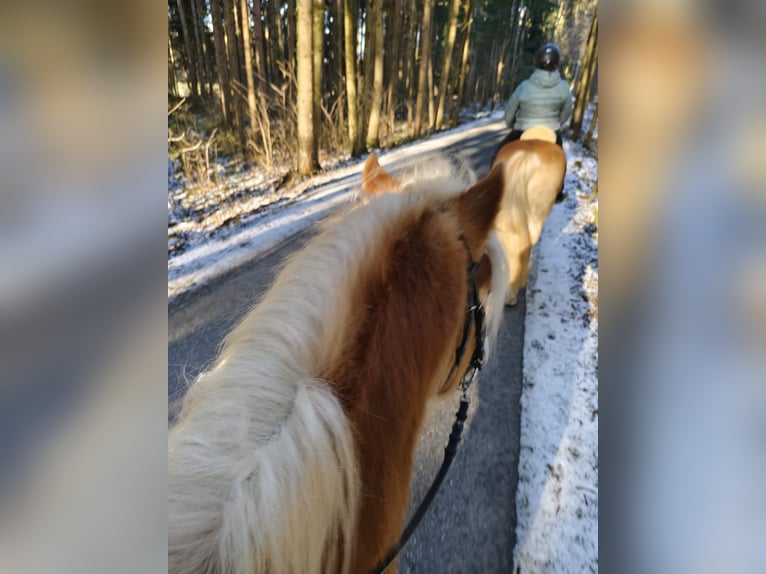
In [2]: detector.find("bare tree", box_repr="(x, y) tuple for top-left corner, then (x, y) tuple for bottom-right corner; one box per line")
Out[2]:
(507, 0), (523, 93)
(333, 0), (346, 121)
(384, 0), (403, 139)
(239, 0), (258, 154)
(222, 0), (242, 86)
(414, 0), (435, 137)
(191, 0), (211, 95)
(222, 0), (244, 136)
(571, 5), (597, 138)
(168, 35), (179, 96)
(267, 0), (285, 86)
(454, 0), (474, 120)
(251, 0), (267, 86)
(312, 0), (324, 158)
(168, 0), (568, 179)
(435, 0), (461, 129)
(427, 49), (434, 129)
(365, 0), (384, 148)
(405, 0), (419, 131)
(297, 0), (318, 174)
(210, 0), (231, 125)
(287, 0), (297, 69)
(175, 0), (200, 97)
(343, 0), (363, 155)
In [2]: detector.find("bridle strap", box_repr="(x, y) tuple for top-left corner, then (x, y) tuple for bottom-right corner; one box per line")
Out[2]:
(444, 247), (484, 384)
(369, 242), (486, 574)
(368, 398), (470, 574)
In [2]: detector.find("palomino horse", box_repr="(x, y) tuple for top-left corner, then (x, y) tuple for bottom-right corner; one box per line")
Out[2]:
(169, 160), (508, 574)
(491, 126), (566, 305)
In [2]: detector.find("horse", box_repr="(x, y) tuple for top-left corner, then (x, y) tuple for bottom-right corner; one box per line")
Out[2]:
(491, 126), (566, 305)
(168, 159), (509, 574)
(360, 152), (401, 198)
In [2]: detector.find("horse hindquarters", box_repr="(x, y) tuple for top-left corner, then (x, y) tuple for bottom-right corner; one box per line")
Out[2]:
(493, 139), (565, 305)
(526, 145), (566, 246)
(494, 150), (536, 306)
(168, 378), (360, 574)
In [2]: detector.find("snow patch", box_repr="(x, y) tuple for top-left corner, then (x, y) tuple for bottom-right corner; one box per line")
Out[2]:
(513, 139), (599, 573)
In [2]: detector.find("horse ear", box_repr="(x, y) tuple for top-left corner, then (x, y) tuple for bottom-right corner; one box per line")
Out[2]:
(361, 153), (401, 195)
(456, 163), (505, 258)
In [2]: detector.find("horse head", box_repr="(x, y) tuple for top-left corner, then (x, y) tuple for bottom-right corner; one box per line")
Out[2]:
(169, 158), (507, 574)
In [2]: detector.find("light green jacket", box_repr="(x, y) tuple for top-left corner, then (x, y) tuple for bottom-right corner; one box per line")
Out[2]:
(504, 69), (573, 131)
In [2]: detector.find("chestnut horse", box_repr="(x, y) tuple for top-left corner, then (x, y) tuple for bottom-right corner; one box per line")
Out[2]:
(491, 126), (566, 305)
(169, 161), (508, 574)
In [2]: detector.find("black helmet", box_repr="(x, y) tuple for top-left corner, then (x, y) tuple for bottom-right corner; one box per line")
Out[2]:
(534, 43), (561, 71)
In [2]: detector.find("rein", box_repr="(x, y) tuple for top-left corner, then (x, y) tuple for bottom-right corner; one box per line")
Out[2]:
(369, 239), (487, 574)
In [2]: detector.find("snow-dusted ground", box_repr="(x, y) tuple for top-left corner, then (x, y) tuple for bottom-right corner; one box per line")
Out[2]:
(168, 111), (502, 303)
(513, 139), (599, 573)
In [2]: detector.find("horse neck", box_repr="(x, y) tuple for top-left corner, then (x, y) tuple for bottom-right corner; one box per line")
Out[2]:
(321, 207), (468, 571)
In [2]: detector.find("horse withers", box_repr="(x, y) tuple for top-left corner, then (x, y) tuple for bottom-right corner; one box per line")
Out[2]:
(491, 126), (566, 305)
(168, 160), (508, 574)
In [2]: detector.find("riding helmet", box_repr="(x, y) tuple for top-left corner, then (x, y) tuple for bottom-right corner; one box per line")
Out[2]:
(534, 43), (561, 71)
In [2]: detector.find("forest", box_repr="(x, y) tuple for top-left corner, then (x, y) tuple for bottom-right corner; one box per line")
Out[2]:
(167, 0), (597, 182)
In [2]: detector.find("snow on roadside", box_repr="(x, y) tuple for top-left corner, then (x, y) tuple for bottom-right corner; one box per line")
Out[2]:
(513, 140), (599, 573)
(168, 111), (504, 303)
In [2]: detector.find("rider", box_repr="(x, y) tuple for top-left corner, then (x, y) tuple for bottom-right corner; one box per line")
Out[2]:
(495, 43), (573, 154)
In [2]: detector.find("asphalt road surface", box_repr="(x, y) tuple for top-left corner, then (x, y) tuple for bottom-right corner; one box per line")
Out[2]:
(168, 125), (525, 573)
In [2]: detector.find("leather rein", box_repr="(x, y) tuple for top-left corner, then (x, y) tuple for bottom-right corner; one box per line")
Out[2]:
(369, 238), (487, 574)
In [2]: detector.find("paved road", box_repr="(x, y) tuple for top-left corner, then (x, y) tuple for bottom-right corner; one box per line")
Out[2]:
(168, 125), (525, 573)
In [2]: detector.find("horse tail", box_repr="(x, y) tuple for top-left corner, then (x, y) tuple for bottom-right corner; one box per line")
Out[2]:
(169, 377), (360, 574)
(496, 146), (540, 227)
(484, 231), (510, 351)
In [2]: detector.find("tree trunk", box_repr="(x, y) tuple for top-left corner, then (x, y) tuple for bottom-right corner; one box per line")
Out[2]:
(233, 0), (246, 84)
(493, 35), (510, 105)
(251, 0), (267, 86)
(210, 0), (231, 125)
(222, 0), (244, 134)
(571, 5), (597, 138)
(466, 47), (477, 104)
(435, 0), (461, 129)
(297, 0), (317, 174)
(384, 0), (402, 139)
(366, 0), (384, 148)
(343, 0), (362, 155)
(175, 0), (199, 97)
(191, 0), (210, 95)
(268, 0), (284, 86)
(222, 0), (242, 87)
(334, 0), (345, 118)
(427, 50), (434, 130)
(239, 0), (258, 153)
(404, 0), (418, 132)
(287, 0), (296, 79)
(312, 0), (324, 157)
(454, 0), (474, 120)
(359, 4), (375, 143)
(168, 35), (179, 97)
(508, 0), (523, 92)
(263, 0), (280, 84)
(414, 0), (434, 137)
